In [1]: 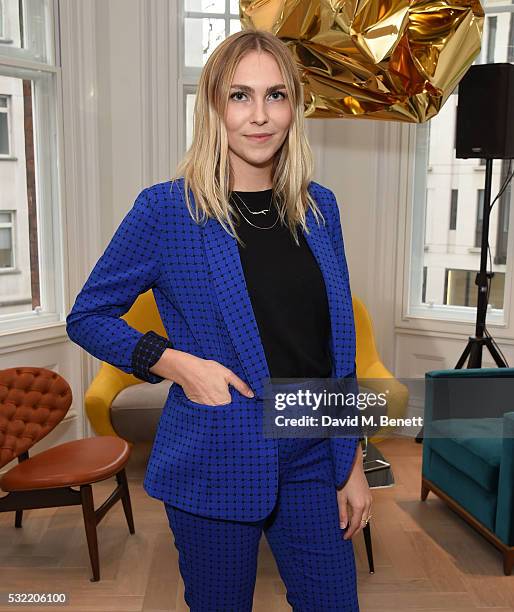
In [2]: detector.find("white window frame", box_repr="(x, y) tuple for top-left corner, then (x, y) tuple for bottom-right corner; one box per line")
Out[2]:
(0, 0), (65, 332)
(404, 1), (514, 331)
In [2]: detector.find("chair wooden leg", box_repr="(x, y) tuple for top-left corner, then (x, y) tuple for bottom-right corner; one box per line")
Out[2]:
(504, 550), (514, 576)
(116, 469), (135, 535)
(15, 510), (23, 528)
(421, 478), (430, 501)
(362, 522), (374, 574)
(80, 484), (100, 582)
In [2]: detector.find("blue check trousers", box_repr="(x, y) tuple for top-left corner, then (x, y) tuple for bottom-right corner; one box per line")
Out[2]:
(164, 437), (360, 611)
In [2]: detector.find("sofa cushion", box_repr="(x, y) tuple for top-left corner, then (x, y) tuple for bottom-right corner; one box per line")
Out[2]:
(428, 417), (503, 493)
(428, 450), (498, 531)
(110, 380), (173, 442)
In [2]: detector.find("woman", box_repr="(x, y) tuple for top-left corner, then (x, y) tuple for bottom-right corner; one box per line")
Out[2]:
(66, 28), (372, 611)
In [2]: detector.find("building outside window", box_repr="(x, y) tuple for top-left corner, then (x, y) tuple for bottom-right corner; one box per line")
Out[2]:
(0, 1), (4, 41)
(487, 15), (498, 62)
(410, 0), (513, 323)
(0, 93), (9, 155)
(0, 210), (14, 269)
(449, 189), (458, 231)
(475, 189), (484, 248)
(444, 268), (506, 309)
(0, 0), (61, 327)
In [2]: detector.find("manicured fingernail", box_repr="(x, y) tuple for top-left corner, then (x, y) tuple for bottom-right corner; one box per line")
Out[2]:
(340, 521), (347, 529)
(247, 390), (254, 397)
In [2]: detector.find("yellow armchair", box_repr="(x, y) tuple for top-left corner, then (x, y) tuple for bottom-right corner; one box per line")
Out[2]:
(353, 295), (409, 443)
(84, 289), (169, 437)
(84, 291), (408, 443)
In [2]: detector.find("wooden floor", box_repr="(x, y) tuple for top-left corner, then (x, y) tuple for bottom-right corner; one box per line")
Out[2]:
(0, 436), (513, 612)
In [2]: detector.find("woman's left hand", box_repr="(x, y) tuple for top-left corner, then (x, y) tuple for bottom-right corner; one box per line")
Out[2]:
(336, 444), (373, 540)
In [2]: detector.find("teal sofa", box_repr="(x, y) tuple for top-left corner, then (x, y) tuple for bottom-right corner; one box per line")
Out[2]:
(421, 367), (514, 575)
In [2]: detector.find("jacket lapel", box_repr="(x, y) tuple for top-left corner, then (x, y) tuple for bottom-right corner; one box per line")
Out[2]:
(192, 180), (353, 398)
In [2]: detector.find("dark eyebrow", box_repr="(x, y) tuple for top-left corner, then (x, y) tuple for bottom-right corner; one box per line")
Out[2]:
(230, 84), (287, 94)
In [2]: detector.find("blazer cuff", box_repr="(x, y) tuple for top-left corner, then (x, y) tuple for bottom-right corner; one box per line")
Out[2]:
(131, 330), (173, 384)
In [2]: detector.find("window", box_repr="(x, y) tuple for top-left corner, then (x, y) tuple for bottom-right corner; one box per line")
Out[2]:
(0, 1), (61, 330)
(0, 210), (14, 268)
(0, 93), (9, 155)
(449, 189), (458, 230)
(0, 0), (51, 61)
(444, 269), (474, 307)
(488, 158), (513, 266)
(444, 268), (505, 308)
(409, 0), (512, 322)
(487, 16), (498, 63)
(495, 168), (510, 264)
(475, 189), (484, 247)
(509, 1), (514, 63)
(181, 0), (242, 153)
(0, 0), (4, 40)
(185, 88), (196, 151)
(422, 266), (427, 303)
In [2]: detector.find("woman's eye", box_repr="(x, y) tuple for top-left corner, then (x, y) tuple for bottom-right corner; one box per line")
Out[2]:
(229, 91), (287, 101)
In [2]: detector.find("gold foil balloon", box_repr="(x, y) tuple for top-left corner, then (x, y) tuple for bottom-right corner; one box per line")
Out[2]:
(239, 0), (484, 123)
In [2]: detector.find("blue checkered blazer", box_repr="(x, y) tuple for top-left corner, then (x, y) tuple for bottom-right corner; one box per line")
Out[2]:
(66, 177), (360, 521)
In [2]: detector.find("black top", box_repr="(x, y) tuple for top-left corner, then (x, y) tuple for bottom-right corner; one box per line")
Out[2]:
(231, 188), (332, 379)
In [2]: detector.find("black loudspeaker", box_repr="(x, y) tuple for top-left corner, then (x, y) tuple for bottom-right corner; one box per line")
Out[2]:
(455, 62), (514, 159)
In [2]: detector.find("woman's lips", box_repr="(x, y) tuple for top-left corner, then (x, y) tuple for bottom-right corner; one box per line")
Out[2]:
(245, 134), (273, 142)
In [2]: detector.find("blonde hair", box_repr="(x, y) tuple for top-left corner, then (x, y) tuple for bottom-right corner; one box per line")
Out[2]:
(171, 27), (324, 246)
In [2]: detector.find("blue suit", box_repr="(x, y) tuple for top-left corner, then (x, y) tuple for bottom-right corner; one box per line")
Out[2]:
(66, 177), (360, 522)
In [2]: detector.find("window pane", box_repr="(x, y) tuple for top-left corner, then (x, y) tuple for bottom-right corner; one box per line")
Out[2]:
(0, 69), (60, 322)
(475, 189), (484, 247)
(476, 4), (514, 64)
(186, 92), (196, 150)
(0, 225), (13, 268)
(489, 271), (506, 308)
(444, 269), (505, 309)
(0, 108), (8, 154)
(444, 270), (474, 307)
(0, 0), (54, 65)
(486, 16), (497, 63)
(230, 18), (242, 35)
(230, 0), (240, 15)
(184, 17), (226, 67)
(449, 189), (458, 230)
(185, 0), (225, 12)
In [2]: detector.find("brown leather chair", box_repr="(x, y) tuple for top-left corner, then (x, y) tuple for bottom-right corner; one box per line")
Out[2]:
(0, 367), (135, 582)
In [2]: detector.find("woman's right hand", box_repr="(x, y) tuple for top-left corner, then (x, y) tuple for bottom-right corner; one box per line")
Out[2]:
(150, 348), (254, 405)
